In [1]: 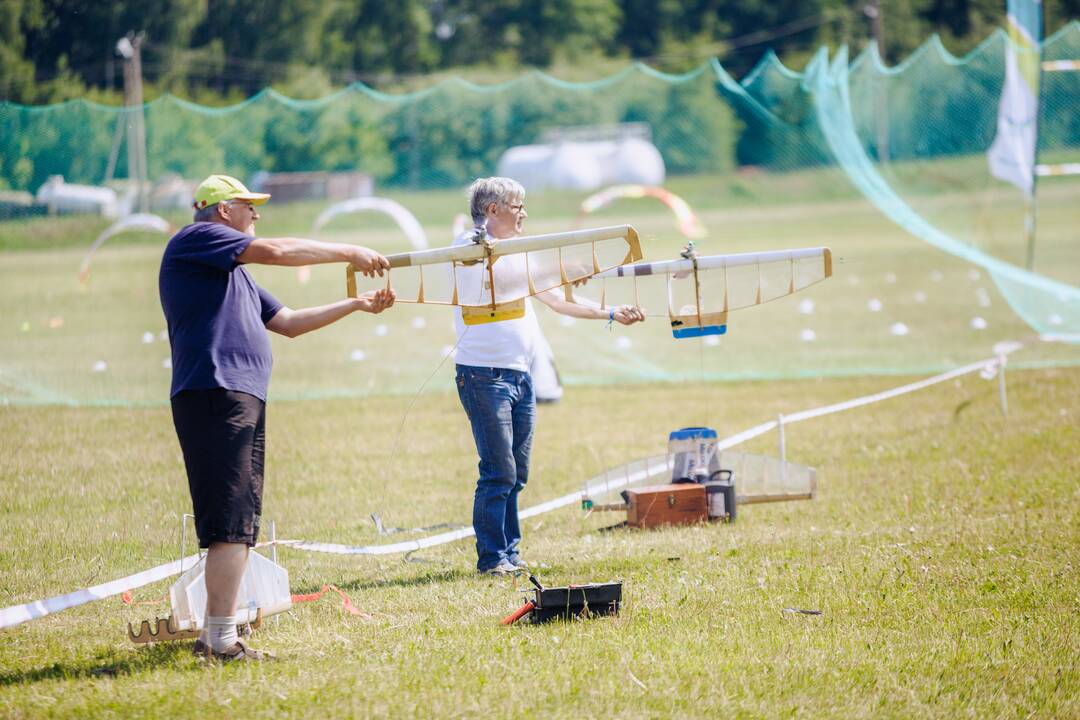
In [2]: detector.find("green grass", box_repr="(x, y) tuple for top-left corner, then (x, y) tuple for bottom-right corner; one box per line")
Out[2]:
(1, 368), (1078, 717)
(1, 167), (1078, 717)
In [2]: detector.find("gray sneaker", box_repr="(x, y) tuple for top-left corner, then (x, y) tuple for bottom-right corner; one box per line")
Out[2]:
(481, 559), (519, 576)
(507, 555), (530, 570)
(192, 638), (271, 662)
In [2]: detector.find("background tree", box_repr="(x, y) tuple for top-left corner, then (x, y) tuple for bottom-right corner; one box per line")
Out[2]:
(0, 0), (1076, 104)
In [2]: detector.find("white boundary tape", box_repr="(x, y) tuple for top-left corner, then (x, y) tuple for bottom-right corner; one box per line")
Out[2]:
(0, 348), (1017, 631)
(1035, 163), (1080, 177)
(1042, 60), (1080, 71)
(275, 456), (673, 556)
(0, 553), (201, 631)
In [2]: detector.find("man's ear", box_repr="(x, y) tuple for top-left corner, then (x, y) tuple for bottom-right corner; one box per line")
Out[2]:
(216, 202), (231, 222)
(485, 201), (499, 217)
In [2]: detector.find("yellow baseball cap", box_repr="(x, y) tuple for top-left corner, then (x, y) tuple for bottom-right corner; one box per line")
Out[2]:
(193, 174), (271, 210)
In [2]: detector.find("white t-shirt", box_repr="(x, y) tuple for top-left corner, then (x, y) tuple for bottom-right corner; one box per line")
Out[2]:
(452, 230), (536, 372)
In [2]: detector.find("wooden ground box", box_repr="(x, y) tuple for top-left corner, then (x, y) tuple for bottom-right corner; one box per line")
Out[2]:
(626, 483), (708, 528)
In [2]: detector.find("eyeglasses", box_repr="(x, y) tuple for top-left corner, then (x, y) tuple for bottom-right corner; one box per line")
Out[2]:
(507, 203), (525, 214)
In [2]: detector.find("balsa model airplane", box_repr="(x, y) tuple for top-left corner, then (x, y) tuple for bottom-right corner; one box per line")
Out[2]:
(346, 224), (643, 325)
(589, 245), (833, 338)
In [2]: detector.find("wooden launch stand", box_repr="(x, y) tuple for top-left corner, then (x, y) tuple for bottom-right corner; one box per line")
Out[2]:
(126, 518), (291, 644)
(128, 609), (263, 644)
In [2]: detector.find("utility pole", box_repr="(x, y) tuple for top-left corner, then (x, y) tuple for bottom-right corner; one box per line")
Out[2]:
(864, 0), (890, 163)
(117, 32), (148, 213)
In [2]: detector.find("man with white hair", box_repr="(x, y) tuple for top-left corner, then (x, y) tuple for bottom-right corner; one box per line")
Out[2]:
(160, 174), (395, 661)
(454, 177), (644, 575)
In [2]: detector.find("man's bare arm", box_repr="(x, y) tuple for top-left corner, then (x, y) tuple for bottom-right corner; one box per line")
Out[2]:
(266, 288), (396, 338)
(238, 237), (389, 276)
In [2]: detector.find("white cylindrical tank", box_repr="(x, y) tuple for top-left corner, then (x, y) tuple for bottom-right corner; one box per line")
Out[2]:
(548, 142), (606, 192)
(495, 137), (666, 192)
(36, 176), (120, 218)
(496, 144), (555, 192)
(608, 138), (666, 186)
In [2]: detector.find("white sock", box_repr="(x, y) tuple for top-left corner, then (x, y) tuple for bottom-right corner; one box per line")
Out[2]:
(206, 615), (238, 653)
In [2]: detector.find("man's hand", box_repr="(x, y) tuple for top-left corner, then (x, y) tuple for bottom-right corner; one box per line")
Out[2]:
(348, 246), (391, 278)
(612, 305), (646, 325)
(353, 288), (396, 314)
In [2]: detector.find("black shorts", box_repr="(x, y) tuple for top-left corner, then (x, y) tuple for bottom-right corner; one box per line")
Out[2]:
(171, 389), (266, 548)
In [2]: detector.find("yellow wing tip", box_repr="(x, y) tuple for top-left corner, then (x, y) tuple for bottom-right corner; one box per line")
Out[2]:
(625, 226), (643, 262)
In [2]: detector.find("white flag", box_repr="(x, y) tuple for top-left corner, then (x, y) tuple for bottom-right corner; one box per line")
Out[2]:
(987, 49), (1038, 195)
(987, 4), (1042, 197)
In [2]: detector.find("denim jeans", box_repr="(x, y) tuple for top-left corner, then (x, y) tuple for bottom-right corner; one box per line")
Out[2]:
(456, 364), (535, 571)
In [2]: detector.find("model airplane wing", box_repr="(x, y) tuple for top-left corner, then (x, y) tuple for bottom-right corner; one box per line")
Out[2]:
(346, 224), (642, 325)
(591, 247), (832, 338)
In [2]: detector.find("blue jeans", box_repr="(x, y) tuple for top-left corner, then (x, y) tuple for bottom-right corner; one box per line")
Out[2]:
(456, 364), (535, 571)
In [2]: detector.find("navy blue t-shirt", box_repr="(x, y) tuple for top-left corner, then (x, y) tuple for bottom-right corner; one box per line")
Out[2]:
(159, 222), (283, 400)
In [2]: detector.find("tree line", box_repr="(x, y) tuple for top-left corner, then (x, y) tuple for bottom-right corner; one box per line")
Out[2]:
(2, 0), (1078, 106)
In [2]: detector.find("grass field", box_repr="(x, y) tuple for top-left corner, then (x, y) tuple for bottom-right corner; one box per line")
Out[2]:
(1, 169), (1078, 717)
(1, 369), (1078, 717)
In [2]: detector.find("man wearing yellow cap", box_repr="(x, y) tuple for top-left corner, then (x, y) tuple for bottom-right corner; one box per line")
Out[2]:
(159, 174), (395, 662)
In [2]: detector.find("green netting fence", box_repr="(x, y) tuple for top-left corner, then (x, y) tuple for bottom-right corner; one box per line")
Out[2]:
(3, 25), (1077, 194)
(0, 24), (1077, 406)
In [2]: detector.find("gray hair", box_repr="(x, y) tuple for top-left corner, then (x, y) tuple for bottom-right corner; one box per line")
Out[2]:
(468, 177), (524, 223)
(193, 202), (222, 223)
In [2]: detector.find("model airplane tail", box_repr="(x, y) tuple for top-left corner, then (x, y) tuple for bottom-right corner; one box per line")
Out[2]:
(591, 246), (832, 338)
